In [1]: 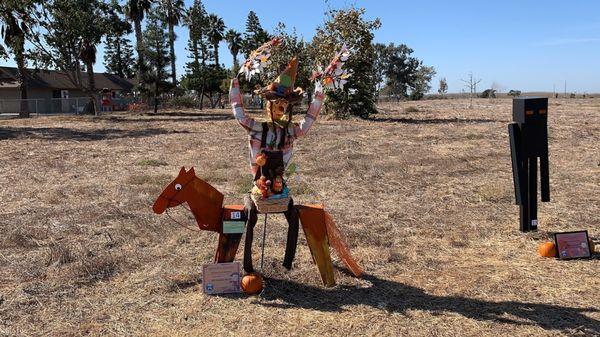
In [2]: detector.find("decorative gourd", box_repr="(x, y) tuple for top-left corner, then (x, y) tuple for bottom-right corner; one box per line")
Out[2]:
(241, 273), (263, 295)
(538, 242), (557, 258)
(256, 153), (267, 167)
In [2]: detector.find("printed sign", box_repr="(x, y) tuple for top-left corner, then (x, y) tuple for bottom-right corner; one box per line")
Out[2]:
(202, 262), (241, 295)
(554, 231), (591, 260)
(223, 221), (245, 234)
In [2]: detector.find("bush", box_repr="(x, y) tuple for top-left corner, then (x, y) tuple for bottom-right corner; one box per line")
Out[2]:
(405, 106), (419, 112)
(479, 89), (497, 98)
(508, 90), (521, 97)
(163, 96), (199, 108)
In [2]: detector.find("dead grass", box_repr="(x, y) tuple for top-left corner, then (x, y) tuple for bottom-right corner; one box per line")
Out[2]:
(0, 99), (598, 336)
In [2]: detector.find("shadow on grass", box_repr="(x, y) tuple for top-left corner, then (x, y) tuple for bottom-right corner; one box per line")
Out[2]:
(102, 112), (235, 123)
(258, 274), (599, 335)
(0, 126), (190, 141)
(367, 117), (498, 124)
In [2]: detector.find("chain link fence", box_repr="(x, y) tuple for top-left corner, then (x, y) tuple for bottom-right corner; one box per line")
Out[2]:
(0, 99), (44, 115)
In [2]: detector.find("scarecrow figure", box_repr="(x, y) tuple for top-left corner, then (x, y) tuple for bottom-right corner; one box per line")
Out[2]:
(229, 57), (324, 273)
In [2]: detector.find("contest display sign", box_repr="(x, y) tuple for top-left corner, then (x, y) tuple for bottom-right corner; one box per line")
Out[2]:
(202, 262), (242, 295)
(554, 231), (592, 260)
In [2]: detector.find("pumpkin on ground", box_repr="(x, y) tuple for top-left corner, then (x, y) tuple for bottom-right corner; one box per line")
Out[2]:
(241, 273), (263, 295)
(538, 242), (557, 258)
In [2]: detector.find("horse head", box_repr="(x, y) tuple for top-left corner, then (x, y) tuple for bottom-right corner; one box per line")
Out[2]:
(152, 167), (197, 214)
(153, 166), (225, 232)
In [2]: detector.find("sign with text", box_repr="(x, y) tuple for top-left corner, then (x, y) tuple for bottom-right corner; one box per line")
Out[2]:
(202, 262), (241, 295)
(554, 231), (591, 260)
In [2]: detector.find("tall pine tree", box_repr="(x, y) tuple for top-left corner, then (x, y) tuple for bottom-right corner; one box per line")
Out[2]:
(104, 0), (135, 78)
(143, 11), (172, 113)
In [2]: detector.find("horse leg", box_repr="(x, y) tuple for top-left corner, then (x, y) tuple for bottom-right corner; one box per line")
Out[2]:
(283, 198), (299, 270)
(243, 195), (258, 273)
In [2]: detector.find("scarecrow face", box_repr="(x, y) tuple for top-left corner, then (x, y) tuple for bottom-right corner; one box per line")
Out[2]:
(267, 98), (289, 121)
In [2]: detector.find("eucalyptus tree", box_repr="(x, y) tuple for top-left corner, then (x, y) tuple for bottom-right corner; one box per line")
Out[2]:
(0, 0), (38, 117)
(31, 0), (113, 115)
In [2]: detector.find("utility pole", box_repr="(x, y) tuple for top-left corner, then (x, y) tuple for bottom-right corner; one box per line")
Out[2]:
(564, 80), (567, 98)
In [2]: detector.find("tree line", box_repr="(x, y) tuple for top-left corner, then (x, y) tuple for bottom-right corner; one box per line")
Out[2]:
(0, 1), (435, 118)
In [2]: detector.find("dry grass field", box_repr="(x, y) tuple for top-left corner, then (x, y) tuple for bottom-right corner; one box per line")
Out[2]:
(0, 98), (598, 336)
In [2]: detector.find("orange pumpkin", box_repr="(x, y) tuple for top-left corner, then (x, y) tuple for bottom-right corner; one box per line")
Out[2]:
(241, 273), (263, 295)
(256, 154), (267, 167)
(538, 242), (557, 258)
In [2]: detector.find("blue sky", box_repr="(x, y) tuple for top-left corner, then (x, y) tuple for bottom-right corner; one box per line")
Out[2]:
(2, 0), (599, 93)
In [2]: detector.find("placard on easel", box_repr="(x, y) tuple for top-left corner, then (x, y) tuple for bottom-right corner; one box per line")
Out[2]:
(554, 230), (592, 260)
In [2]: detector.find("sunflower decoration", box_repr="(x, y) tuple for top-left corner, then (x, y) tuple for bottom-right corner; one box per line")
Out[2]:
(310, 44), (352, 90)
(238, 37), (282, 81)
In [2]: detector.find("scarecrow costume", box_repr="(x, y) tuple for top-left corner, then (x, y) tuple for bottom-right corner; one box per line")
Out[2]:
(229, 57), (324, 272)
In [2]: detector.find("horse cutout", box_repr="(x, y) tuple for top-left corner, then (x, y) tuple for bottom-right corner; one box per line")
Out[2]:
(152, 167), (363, 286)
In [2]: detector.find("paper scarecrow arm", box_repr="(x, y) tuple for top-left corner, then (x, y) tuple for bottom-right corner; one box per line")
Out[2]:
(294, 88), (324, 138)
(230, 78), (260, 132)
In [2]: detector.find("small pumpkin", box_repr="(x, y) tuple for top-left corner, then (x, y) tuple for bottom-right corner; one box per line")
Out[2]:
(256, 153), (267, 167)
(241, 273), (263, 295)
(538, 242), (557, 258)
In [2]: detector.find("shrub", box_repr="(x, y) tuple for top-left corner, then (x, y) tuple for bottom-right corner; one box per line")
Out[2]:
(405, 106), (419, 113)
(163, 96), (198, 108)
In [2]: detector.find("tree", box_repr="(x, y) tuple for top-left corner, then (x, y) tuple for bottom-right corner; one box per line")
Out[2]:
(311, 7), (381, 118)
(0, 0), (38, 118)
(438, 77), (448, 97)
(158, 0), (184, 87)
(238, 10), (270, 108)
(103, 0), (135, 78)
(410, 65), (436, 100)
(225, 28), (242, 73)
(376, 43), (419, 102)
(124, 0), (152, 86)
(460, 72), (482, 109)
(372, 42), (388, 98)
(206, 13), (225, 67)
(242, 11), (269, 58)
(142, 12), (173, 113)
(270, 23), (312, 100)
(31, 0), (112, 116)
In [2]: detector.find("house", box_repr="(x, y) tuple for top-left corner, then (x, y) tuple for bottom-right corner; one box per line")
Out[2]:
(0, 66), (135, 114)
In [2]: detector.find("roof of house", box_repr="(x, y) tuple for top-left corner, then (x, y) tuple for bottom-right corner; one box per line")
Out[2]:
(0, 66), (135, 91)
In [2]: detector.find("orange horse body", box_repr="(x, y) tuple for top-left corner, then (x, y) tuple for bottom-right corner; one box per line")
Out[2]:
(153, 167), (362, 286)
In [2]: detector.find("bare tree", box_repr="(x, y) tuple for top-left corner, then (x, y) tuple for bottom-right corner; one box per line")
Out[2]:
(460, 72), (482, 109)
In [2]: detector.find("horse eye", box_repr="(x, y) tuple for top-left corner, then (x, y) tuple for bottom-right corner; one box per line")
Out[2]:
(175, 184), (182, 191)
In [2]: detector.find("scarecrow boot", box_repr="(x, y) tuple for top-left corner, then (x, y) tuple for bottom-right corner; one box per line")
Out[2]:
(243, 197), (258, 273)
(283, 199), (299, 270)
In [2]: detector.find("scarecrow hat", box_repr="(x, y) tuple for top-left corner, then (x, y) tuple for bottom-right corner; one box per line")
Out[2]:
(255, 56), (304, 103)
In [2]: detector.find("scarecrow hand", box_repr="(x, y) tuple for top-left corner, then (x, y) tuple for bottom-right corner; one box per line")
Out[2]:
(314, 81), (325, 102)
(229, 78), (243, 106)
